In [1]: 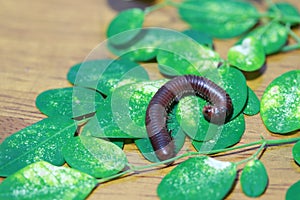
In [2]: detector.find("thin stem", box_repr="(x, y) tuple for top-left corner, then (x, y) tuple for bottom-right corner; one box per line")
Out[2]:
(235, 142), (267, 166)
(144, 0), (170, 15)
(96, 136), (300, 184)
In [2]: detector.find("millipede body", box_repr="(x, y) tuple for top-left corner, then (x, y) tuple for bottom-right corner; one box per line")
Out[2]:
(145, 75), (233, 162)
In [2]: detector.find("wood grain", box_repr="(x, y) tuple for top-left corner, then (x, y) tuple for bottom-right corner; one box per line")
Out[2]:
(0, 0), (299, 199)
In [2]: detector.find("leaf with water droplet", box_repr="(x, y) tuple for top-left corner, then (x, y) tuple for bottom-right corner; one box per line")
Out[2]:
(0, 161), (98, 200)
(67, 59), (149, 96)
(228, 37), (265, 72)
(107, 8), (145, 45)
(260, 70), (300, 133)
(62, 136), (127, 178)
(240, 159), (268, 197)
(286, 180), (300, 200)
(243, 87), (260, 116)
(157, 156), (237, 200)
(178, 0), (259, 38)
(0, 117), (77, 177)
(292, 141), (300, 165)
(36, 87), (104, 119)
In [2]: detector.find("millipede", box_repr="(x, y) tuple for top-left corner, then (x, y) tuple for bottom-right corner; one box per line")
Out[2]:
(145, 75), (233, 162)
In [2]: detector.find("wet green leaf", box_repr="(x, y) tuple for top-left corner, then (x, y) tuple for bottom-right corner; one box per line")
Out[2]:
(237, 22), (289, 55)
(135, 105), (186, 163)
(62, 136), (127, 178)
(0, 161), (98, 200)
(178, 0), (259, 38)
(36, 87), (104, 118)
(0, 117), (77, 177)
(228, 37), (265, 72)
(243, 87), (260, 116)
(192, 113), (245, 152)
(157, 38), (220, 76)
(268, 2), (300, 26)
(286, 180), (300, 200)
(67, 59), (149, 96)
(106, 8), (145, 45)
(182, 29), (213, 48)
(240, 159), (268, 197)
(157, 156), (237, 200)
(260, 70), (300, 133)
(292, 141), (300, 165)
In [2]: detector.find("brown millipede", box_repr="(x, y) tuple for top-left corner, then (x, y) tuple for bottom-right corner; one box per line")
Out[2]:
(145, 75), (233, 162)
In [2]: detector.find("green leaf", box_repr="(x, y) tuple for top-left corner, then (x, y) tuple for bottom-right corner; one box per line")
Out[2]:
(67, 59), (149, 96)
(36, 87), (104, 118)
(106, 8), (145, 45)
(260, 70), (300, 133)
(62, 136), (127, 178)
(240, 159), (268, 197)
(237, 22), (289, 55)
(135, 104), (186, 163)
(0, 161), (98, 200)
(292, 141), (300, 165)
(182, 29), (213, 48)
(178, 0), (259, 38)
(228, 37), (265, 71)
(157, 38), (220, 76)
(268, 2), (300, 26)
(157, 156), (237, 200)
(0, 117), (77, 177)
(107, 28), (195, 62)
(243, 87), (260, 116)
(286, 180), (300, 200)
(192, 113), (245, 152)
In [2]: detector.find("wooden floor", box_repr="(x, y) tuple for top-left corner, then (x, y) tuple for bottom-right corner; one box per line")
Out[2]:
(0, 0), (299, 199)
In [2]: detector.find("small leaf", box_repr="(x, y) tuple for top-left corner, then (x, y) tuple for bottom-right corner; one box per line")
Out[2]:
(260, 70), (300, 133)
(240, 159), (268, 197)
(292, 141), (300, 165)
(67, 59), (149, 96)
(228, 37), (265, 72)
(237, 22), (289, 55)
(192, 113), (245, 152)
(157, 38), (220, 76)
(62, 136), (127, 178)
(157, 156), (237, 200)
(0, 161), (98, 200)
(243, 87), (260, 116)
(36, 87), (104, 118)
(286, 180), (300, 200)
(268, 2), (300, 26)
(0, 117), (77, 176)
(106, 8), (145, 45)
(178, 0), (259, 38)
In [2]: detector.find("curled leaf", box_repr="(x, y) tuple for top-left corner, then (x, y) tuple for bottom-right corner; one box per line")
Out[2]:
(0, 161), (98, 200)
(62, 136), (127, 178)
(240, 159), (268, 197)
(157, 156), (237, 200)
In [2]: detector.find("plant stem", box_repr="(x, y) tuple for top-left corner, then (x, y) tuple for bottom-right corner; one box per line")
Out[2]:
(96, 136), (300, 184)
(144, 0), (170, 15)
(235, 141), (267, 166)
